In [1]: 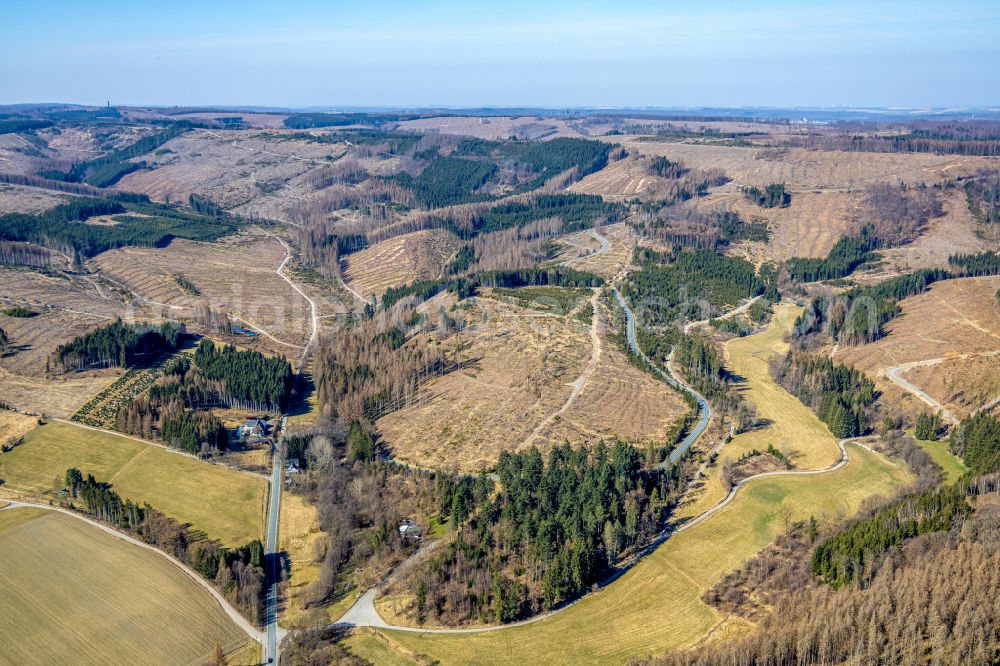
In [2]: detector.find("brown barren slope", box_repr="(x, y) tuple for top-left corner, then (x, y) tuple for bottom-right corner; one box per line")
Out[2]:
(343, 229), (460, 299)
(536, 301), (689, 447)
(376, 297), (592, 470)
(608, 142), (996, 190)
(92, 231), (313, 350)
(835, 276), (1000, 421)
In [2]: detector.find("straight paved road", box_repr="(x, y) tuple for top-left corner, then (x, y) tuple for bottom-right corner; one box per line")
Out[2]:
(263, 416), (286, 663)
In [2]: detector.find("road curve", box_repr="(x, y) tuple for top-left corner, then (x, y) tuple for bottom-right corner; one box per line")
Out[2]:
(610, 287), (713, 466)
(266, 232), (320, 367)
(558, 228), (611, 267)
(882, 352), (1000, 426)
(684, 295), (762, 335)
(332, 236), (719, 635)
(0, 500), (265, 645)
(334, 437), (878, 634)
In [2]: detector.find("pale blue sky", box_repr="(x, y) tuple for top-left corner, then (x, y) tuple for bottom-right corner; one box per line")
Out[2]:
(3, 1), (998, 108)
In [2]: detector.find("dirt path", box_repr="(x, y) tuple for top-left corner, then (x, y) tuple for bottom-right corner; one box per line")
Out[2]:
(91, 234), (311, 352)
(197, 128), (330, 166)
(265, 233), (319, 366)
(518, 290), (602, 448)
(0, 500), (265, 645)
(684, 295), (762, 334)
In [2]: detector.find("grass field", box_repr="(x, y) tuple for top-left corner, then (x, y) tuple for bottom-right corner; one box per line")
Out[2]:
(678, 304), (842, 520)
(915, 437), (968, 484)
(279, 492), (341, 628)
(0, 420), (264, 545)
(0, 367), (117, 418)
(0, 506), (251, 666)
(0, 410), (39, 445)
(344, 631), (421, 665)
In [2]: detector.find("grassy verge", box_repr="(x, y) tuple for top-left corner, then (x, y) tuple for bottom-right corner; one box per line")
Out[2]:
(677, 304), (841, 521)
(381, 301), (913, 665)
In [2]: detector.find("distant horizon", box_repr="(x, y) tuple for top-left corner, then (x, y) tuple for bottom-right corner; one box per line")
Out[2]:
(6, 102), (1000, 122)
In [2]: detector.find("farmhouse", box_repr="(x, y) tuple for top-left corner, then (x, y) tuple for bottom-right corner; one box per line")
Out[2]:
(238, 418), (269, 441)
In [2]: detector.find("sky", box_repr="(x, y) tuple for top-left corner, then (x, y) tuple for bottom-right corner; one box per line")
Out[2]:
(3, 0), (998, 109)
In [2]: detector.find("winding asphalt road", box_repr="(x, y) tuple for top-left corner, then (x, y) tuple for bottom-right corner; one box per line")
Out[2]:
(558, 228), (611, 266)
(610, 287), (713, 466)
(333, 432), (877, 635)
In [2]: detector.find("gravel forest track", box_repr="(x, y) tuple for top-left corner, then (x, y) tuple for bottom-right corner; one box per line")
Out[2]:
(884, 351), (1000, 425)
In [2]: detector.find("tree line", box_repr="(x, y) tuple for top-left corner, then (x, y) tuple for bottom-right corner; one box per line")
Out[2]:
(786, 234), (873, 283)
(63, 468), (266, 623)
(453, 136), (612, 193)
(193, 339), (292, 412)
(444, 193), (624, 239)
(642, 489), (1000, 666)
(380, 266), (604, 311)
(784, 121), (1000, 156)
(811, 482), (971, 587)
(41, 124), (188, 187)
(314, 308), (452, 425)
(639, 417), (1000, 666)
(950, 413), (1000, 475)
(743, 183), (789, 208)
(965, 171), (1000, 225)
(281, 429), (441, 619)
(793, 252), (1000, 346)
(770, 351), (875, 438)
(0, 194), (240, 260)
(117, 354), (238, 453)
(622, 248), (768, 327)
